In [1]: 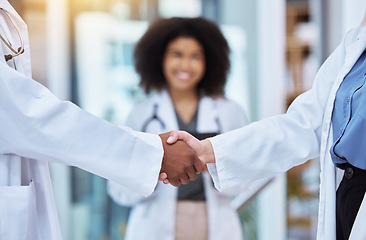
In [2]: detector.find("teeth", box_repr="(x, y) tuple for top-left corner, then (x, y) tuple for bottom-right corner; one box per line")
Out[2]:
(177, 72), (190, 80)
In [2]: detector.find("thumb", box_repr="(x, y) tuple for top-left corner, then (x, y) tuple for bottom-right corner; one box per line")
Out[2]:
(167, 131), (202, 154)
(166, 130), (179, 144)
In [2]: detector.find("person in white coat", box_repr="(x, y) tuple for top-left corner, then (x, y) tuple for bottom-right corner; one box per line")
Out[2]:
(0, 2), (203, 240)
(108, 17), (249, 240)
(163, 11), (366, 240)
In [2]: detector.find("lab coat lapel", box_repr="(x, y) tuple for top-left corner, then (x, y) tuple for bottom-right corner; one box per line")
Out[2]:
(196, 97), (219, 133)
(156, 91), (220, 133)
(0, 1), (31, 76)
(156, 90), (179, 131)
(318, 26), (366, 240)
(321, 26), (366, 168)
(346, 26), (366, 239)
(344, 26), (366, 67)
(0, 1), (25, 23)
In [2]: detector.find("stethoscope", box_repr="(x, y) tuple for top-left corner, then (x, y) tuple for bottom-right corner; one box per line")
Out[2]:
(141, 104), (166, 132)
(141, 103), (223, 133)
(0, 7), (25, 62)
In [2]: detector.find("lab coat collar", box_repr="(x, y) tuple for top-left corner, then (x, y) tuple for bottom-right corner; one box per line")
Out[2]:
(345, 26), (366, 67)
(153, 90), (179, 131)
(152, 90), (220, 133)
(197, 96), (220, 133)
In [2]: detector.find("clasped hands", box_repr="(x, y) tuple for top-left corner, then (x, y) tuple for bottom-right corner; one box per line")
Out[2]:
(158, 131), (215, 187)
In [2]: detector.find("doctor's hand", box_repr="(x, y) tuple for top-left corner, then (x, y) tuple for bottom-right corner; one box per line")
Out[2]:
(159, 131), (216, 185)
(159, 132), (205, 187)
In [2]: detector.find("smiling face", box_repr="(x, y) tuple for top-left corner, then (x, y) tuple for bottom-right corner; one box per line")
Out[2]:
(163, 36), (206, 94)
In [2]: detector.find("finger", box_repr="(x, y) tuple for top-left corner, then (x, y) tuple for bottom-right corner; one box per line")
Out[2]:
(179, 175), (189, 185)
(159, 172), (168, 181)
(186, 167), (197, 181)
(171, 181), (180, 187)
(163, 179), (170, 184)
(193, 157), (205, 173)
(169, 178), (181, 187)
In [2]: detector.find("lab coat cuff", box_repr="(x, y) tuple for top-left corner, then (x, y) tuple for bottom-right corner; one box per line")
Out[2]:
(121, 128), (164, 197)
(207, 136), (235, 191)
(207, 163), (221, 190)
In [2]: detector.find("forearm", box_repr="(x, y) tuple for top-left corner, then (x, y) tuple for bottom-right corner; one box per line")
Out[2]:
(0, 64), (164, 196)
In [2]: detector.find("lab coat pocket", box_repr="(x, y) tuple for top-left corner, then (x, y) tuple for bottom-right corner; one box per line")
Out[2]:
(0, 180), (39, 240)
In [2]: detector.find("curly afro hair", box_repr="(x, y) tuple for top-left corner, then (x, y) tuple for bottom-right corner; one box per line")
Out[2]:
(134, 17), (230, 96)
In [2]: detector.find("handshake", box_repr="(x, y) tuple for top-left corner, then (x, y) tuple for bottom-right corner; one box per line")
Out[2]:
(158, 131), (216, 187)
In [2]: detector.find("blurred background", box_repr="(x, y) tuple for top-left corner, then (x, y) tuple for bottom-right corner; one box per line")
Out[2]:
(10, 0), (366, 239)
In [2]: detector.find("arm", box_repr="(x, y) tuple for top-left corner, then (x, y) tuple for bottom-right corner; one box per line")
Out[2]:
(209, 100), (256, 196)
(106, 106), (153, 204)
(161, 27), (351, 190)
(107, 180), (148, 206)
(206, 28), (350, 191)
(0, 63), (163, 196)
(0, 63), (200, 196)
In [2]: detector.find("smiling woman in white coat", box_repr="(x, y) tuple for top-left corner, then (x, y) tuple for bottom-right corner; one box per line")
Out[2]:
(108, 17), (250, 240)
(163, 10), (366, 240)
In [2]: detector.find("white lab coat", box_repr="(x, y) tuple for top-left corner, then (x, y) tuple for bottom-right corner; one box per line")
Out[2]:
(0, 1), (163, 239)
(208, 24), (366, 239)
(108, 90), (248, 240)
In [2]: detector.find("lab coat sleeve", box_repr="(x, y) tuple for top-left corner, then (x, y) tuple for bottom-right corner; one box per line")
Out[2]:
(0, 63), (163, 197)
(107, 180), (146, 206)
(209, 100), (252, 196)
(107, 104), (156, 205)
(208, 28), (350, 191)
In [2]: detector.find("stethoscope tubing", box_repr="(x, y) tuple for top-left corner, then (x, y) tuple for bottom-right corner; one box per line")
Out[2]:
(141, 103), (222, 133)
(0, 7), (25, 61)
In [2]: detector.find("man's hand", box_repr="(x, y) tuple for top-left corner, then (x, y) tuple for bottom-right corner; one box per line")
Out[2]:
(159, 132), (205, 187)
(159, 131), (216, 184)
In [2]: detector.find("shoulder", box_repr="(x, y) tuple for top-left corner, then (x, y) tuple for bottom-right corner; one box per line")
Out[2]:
(128, 92), (161, 115)
(125, 94), (158, 129)
(344, 26), (365, 47)
(203, 96), (248, 127)
(130, 97), (155, 113)
(210, 96), (245, 114)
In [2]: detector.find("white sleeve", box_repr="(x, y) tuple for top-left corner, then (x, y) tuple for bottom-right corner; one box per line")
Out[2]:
(0, 63), (163, 196)
(107, 180), (146, 206)
(107, 104), (150, 204)
(208, 100), (250, 196)
(208, 26), (350, 192)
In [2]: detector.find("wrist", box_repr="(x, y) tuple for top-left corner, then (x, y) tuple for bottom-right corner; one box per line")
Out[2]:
(201, 139), (215, 164)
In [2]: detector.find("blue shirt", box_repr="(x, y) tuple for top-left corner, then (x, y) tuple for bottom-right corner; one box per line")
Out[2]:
(331, 50), (366, 169)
